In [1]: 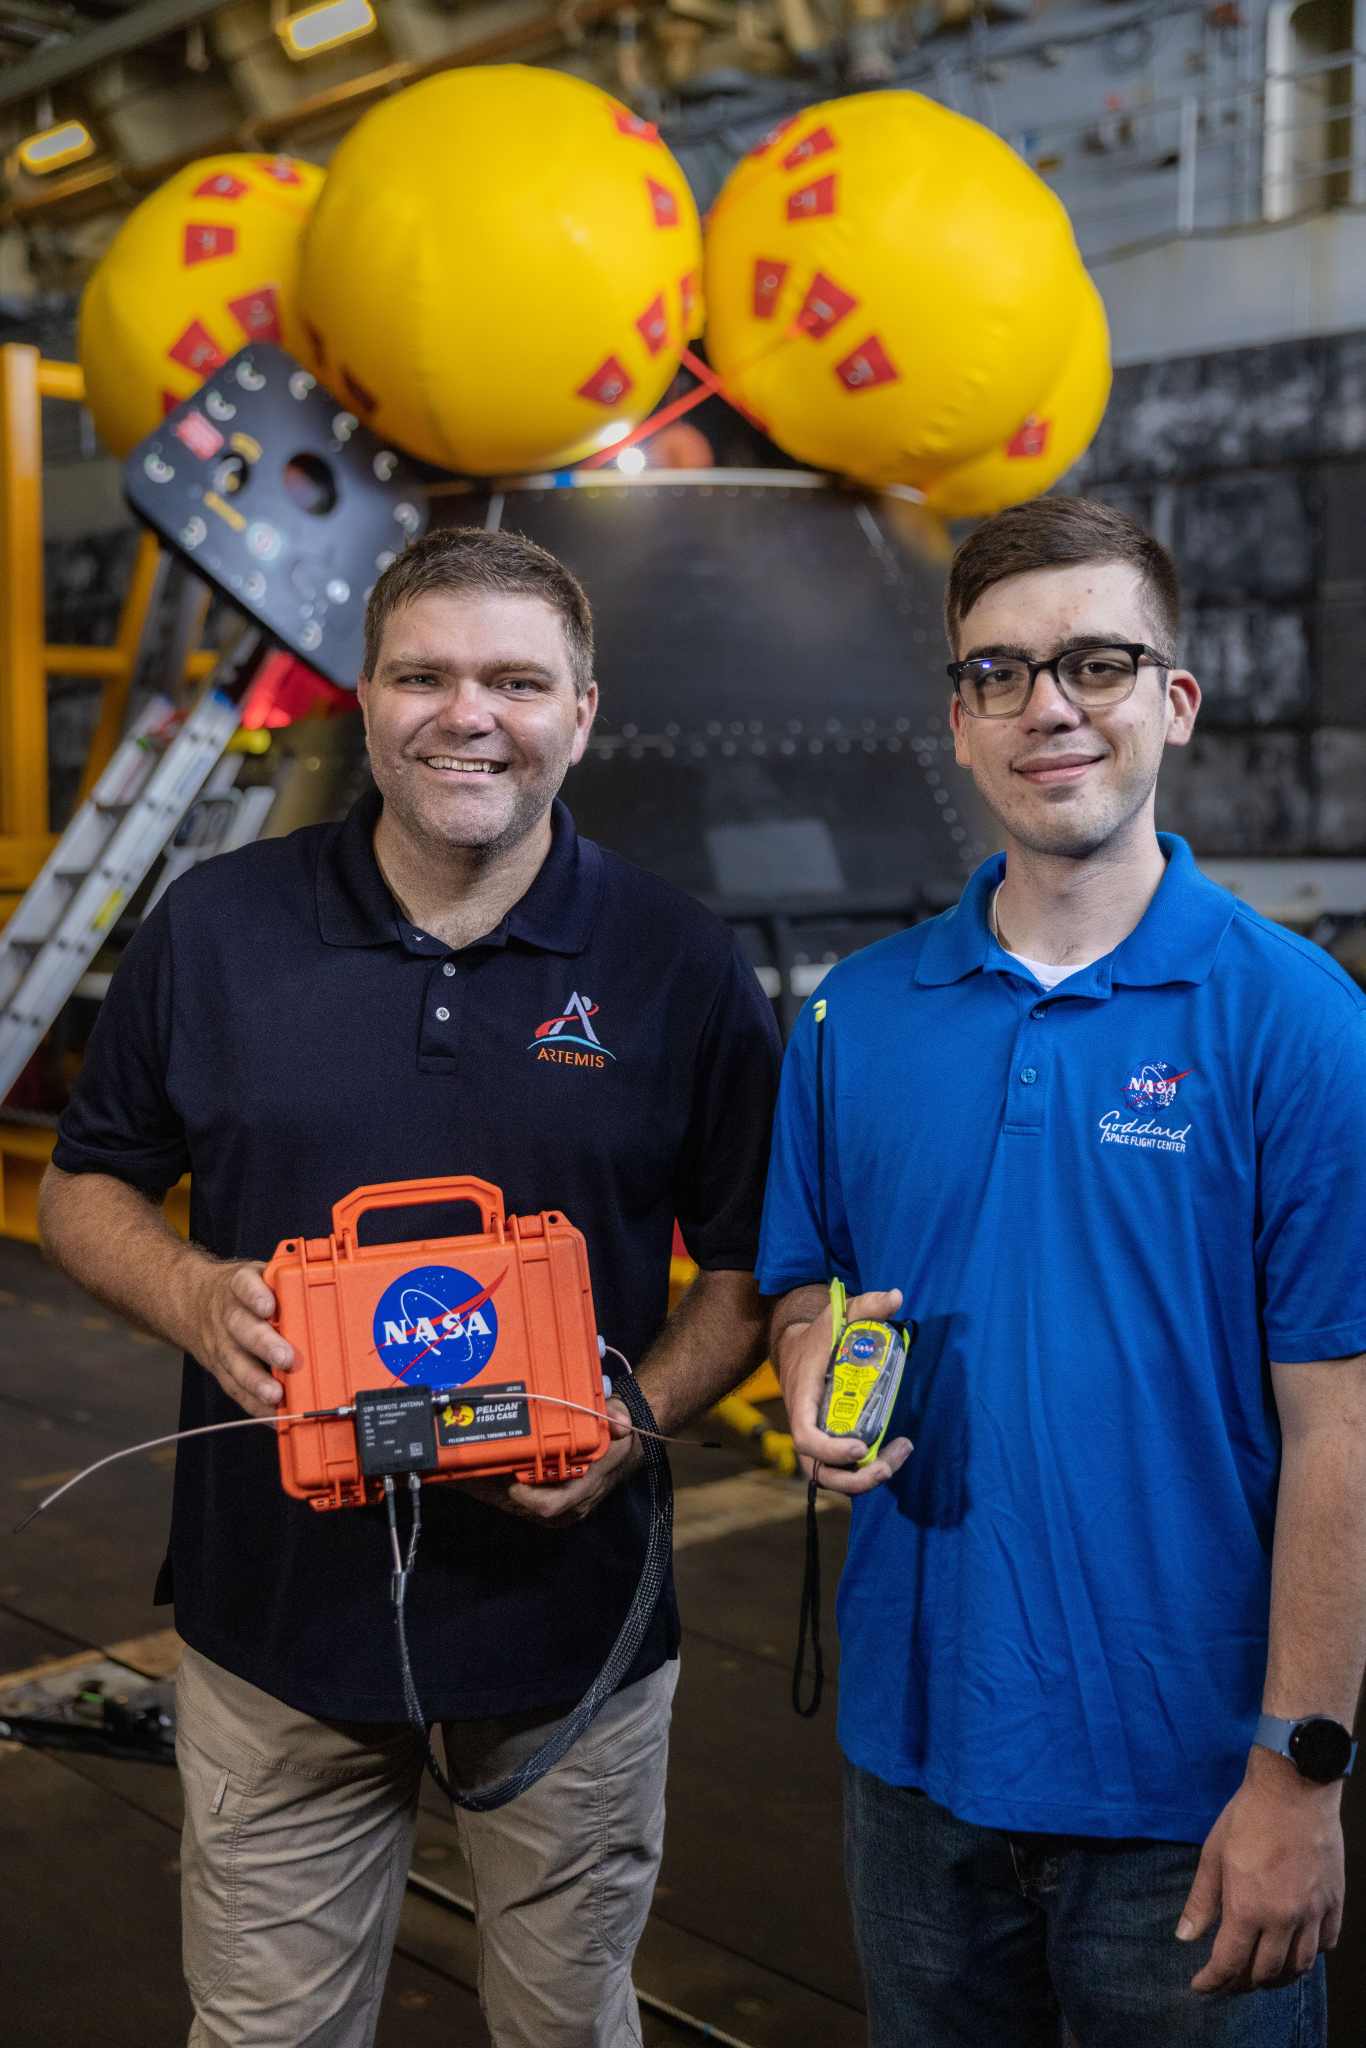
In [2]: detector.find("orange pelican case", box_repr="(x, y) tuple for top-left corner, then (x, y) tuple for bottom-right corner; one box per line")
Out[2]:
(265, 1176), (610, 1511)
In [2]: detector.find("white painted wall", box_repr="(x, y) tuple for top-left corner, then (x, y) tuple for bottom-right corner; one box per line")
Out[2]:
(1094, 204), (1366, 363)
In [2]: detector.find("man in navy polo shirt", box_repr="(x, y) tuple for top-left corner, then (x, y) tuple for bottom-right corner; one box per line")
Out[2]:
(39, 526), (780, 2048)
(760, 497), (1366, 2046)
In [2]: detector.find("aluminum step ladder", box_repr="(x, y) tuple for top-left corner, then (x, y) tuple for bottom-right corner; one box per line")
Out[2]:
(0, 634), (261, 1107)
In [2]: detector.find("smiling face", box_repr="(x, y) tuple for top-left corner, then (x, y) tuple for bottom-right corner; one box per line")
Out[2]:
(949, 559), (1200, 863)
(357, 588), (598, 862)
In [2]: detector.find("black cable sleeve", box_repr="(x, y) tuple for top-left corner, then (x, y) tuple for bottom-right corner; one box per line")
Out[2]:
(792, 1004), (833, 1718)
(815, 1005), (831, 1278)
(791, 1478), (824, 1718)
(391, 1369), (674, 1811)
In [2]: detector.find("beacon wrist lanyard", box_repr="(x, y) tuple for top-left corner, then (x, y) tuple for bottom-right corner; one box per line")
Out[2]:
(793, 996), (915, 1719)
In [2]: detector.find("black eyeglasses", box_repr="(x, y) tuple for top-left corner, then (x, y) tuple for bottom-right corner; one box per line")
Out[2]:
(947, 643), (1172, 720)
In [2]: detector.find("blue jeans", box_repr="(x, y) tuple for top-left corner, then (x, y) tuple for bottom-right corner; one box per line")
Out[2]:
(843, 1763), (1327, 2048)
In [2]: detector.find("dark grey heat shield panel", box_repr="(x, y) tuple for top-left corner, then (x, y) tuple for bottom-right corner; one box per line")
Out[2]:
(451, 482), (994, 909)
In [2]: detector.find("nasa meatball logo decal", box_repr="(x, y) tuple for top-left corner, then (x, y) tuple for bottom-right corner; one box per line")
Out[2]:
(1098, 1060), (1194, 1157)
(372, 1265), (502, 1387)
(1124, 1061), (1193, 1111)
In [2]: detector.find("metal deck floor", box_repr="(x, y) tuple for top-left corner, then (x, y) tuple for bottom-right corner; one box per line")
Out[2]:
(2, 1236), (1363, 2047)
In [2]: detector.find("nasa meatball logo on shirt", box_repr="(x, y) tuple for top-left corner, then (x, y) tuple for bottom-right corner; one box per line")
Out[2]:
(372, 1265), (501, 1387)
(1097, 1060), (1194, 1157)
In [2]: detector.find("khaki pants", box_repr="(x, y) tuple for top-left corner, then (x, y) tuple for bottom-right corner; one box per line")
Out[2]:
(175, 1644), (678, 2048)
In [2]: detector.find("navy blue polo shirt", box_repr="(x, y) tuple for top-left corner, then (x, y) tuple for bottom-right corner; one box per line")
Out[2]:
(54, 790), (780, 1721)
(757, 835), (1366, 1841)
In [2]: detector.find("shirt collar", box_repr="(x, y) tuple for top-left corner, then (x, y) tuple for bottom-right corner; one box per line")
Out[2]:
(316, 788), (601, 957)
(914, 834), (1235, 992)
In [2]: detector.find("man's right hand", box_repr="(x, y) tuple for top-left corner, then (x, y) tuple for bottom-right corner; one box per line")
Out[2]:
(187, 1260), (295, 1417)
(775, 1287), (913, 1496)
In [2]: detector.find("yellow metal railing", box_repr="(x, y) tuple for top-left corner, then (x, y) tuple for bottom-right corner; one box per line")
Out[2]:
(0, 343), (208, 1239)
(0, 343), (215, 913)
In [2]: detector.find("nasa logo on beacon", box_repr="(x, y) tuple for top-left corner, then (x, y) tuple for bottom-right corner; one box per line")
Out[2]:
(372, 1266), (500, 1388)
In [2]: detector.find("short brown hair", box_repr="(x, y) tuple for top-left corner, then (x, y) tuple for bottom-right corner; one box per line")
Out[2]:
(362, 525), (595, 695)
(944, 496), (1180, 656)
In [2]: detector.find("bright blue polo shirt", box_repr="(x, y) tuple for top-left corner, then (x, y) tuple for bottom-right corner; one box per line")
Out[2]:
(757, 835), (1366, 1842)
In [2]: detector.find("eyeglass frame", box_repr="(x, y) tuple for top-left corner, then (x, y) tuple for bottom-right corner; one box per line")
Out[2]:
(946, 642), (1173, 720)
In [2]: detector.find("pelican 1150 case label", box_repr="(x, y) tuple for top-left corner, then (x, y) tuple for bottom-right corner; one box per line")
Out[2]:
(435, 1383), (532, 1447)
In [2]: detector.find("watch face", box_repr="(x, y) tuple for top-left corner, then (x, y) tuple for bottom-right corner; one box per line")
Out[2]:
(1288, 1718), (1353, 1784)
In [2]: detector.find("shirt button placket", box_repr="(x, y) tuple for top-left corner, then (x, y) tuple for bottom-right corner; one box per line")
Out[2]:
(421, 958), (462, 1065)
(1005, 997), (1047, 1135)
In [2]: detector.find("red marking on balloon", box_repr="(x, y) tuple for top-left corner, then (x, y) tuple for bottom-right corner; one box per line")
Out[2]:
(258, 157), (302, 185)
(796, 271), (858, 340)
(615, 108), (660, 143)
(183, 222), (237, 266)
(636, 293), (669, 356)
(193, 172), (248, 201)
(679, 271), (698, 326)
(834, 335), (900, 392)
(227, 286), (281, 343)
(752, 258), (789, 319)
(160, 390), (179, 417)
(748, 115), (799, 159)
(343, 366), (378, 413)
(782, 124), (836, 171)
(1006, 416), (1051, 458)
(646, 178), (680, 228)
(786, 174), (837, 222)
(167, 321), (227, 374)
(577, 355), (635, 407)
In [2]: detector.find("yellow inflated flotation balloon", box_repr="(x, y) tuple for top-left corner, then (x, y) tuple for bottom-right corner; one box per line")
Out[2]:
(78, 154), (323, 458)
(296, 66), (703, 476)
(923, 269), (1111, 518)
(703, 93), (1086, 489)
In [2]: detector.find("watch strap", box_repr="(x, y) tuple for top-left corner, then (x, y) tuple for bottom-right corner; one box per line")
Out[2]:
(1254, 1712), (1358, 1777)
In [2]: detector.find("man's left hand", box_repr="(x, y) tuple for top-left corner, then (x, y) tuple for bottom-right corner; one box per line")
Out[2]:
(1177, 1748), (1344, 1994)
(459, 1398), (642, 1526)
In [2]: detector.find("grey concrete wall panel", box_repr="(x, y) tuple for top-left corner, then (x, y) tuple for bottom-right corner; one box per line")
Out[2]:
(1312, 731), (1366, 854)
(1073, 322), (1366, 854)
(1077, 342), (1325, 484)
(1318, 332), (1366, 457)
(1187, 607), (1312, 728)
(1175, 474), (1314, 602)
(1157, 733), (1315, 857)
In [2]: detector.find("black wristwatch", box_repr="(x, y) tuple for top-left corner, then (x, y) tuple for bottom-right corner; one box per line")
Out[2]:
(1254, 1713), (1358, 1784)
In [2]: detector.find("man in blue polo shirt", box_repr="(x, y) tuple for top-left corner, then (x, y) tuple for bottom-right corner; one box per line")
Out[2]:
(760, 497), (1366, 2046)
(39, 526), (780, 2048)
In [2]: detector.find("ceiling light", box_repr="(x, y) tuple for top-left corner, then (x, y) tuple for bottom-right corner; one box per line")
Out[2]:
(276, 0), (377, 59)
(616, 447), (647, 475)
(15, 120), (96, 177)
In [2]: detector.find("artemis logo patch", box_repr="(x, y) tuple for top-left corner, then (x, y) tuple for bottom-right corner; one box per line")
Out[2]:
(372, 1264), (502, 1387)
(528, 991), (615, 1068)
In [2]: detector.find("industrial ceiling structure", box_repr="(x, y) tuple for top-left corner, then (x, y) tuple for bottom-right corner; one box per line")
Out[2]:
(0, 0), (1019, 288)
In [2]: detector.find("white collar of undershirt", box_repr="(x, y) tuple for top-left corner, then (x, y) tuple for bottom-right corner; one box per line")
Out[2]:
(989, 883), (1105, 992)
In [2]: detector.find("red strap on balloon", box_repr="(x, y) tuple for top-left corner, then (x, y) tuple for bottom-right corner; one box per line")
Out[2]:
(579, 325), (798, 470)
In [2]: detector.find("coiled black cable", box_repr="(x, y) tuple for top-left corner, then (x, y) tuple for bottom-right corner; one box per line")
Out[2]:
(386, 1368), (673, 1811)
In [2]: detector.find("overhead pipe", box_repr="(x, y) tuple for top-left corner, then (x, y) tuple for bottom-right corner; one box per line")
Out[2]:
(0, 0), (232, 111)
(0, 0), (619, 225)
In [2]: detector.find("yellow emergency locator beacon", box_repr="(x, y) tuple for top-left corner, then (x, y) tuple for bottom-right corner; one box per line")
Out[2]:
(817, 1277), (911, 1466)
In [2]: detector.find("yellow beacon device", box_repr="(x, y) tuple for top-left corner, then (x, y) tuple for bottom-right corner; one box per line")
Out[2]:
(817, 1277), (910, 1466)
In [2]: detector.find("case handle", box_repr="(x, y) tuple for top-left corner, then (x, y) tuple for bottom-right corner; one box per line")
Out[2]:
(331, 1176), (506, 1247)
